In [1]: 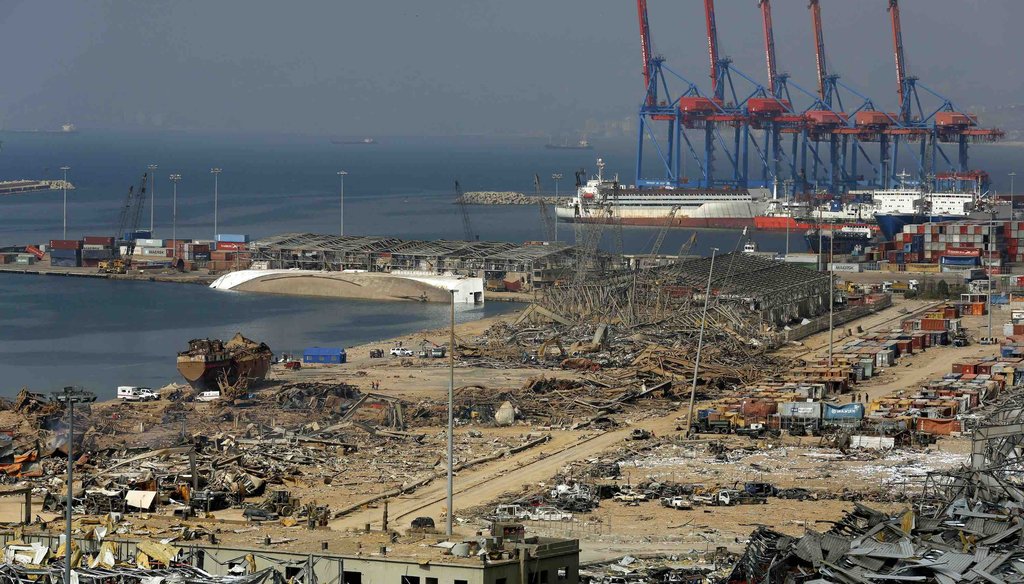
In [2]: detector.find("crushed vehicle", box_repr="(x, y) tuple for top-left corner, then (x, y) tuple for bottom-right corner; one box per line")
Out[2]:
(526, 506), (572, 521)
(660, 496), (692, 510)
(628, 428), (653, 440)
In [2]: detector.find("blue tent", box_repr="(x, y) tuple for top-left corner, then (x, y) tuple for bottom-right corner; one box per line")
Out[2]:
(303, 347), (347, 364)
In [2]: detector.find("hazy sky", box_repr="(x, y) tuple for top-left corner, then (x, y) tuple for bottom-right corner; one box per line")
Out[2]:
(2, 1), (1020, 135)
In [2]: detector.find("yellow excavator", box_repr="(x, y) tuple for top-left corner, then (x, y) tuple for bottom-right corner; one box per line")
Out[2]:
(99, 172), (149, 275)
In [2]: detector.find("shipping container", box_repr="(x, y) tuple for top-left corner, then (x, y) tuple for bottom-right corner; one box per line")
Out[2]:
(778, 402), (823, 419)
(216, 234), (249, 243)
(49, 239), (82, 250)
(823, 402), (865, 420)
(83, 236), (116, 246)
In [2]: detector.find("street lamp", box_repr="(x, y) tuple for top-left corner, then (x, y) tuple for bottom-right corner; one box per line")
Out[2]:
(169, 174), (182, 257)
(211, 168), (222, 239)
(551, 173), (563, 242)
(1010, 172), (1017, 219)
(446, 288), (456, 537)
(148, 165), (158, 234)
(337, 171), (348, 237)
(60, 166), (70, 239)
(685, 248), (718, 436)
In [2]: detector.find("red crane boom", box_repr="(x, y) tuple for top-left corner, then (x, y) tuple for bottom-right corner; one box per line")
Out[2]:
(757, 0), (777, 96)
(704, 0), (721, 99)
(637, 0), (654, 105)
(809, 0), (828, 103)
(888, 0), (907, 118)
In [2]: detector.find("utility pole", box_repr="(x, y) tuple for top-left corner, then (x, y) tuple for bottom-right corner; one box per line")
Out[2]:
(60, 166), (71, 239)
(685, 248), (717, 436)
(446, 288), (456, 537)
(63, 386), (74, 584)
(148, 165), (158, 235)
(337, 171), (348, 237)
(169, 174), (182, 257)
(552, 173), (563, 242)
(988, 210), (995, 340)
(211, 168), (222, 239)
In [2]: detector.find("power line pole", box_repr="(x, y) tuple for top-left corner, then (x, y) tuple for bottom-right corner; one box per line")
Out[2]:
(446, 288), (456, 537)
(337, 171), (348, 237)
(169, 174), (182, 257)
(64, 386), (74, 584)
(552, 173), (563, 242)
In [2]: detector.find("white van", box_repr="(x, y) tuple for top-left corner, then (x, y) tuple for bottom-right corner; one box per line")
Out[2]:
(117, 386), (159, 401)
(196, 391), (221, 402)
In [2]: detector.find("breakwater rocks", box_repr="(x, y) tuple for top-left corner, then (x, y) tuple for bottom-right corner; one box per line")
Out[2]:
(459, 191), (568, 206)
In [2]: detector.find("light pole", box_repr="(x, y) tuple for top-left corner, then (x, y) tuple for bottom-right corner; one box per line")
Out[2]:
(552, 173), (563, 242)
(828, 221), (835, 367)
(1010, 172), (1017, 219)
(60, 166), (70, 239)
(211, 168), (222, 239)
(147, 165), (158, 235)
(685, 248), (717, 436)
(337, 171), (348, 236)
(446, 288), (456, 537)
(169, 174), (181, 257)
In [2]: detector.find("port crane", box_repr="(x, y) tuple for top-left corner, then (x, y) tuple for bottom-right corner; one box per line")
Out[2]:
(454, 180), (476, 241)
(534, 174), (556, 241)
(99, 172), (148, 274)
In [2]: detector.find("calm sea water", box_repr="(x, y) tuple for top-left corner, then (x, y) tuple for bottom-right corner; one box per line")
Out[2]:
(0, 130), (1019, 396)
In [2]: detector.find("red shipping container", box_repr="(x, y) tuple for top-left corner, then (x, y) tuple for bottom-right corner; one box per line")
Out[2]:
(920, 318), (947, 331)
(83, 236), (115, 246)
(49, 239), (82, 250)
(214, 241), (247, 252)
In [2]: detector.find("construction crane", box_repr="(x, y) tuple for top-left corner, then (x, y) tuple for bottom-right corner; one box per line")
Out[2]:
(99, 172), (148, 274)
(454, 180), (475, 241)
(534, 174), (556, 241)
(649, 206), (680, 259)
(676, 232), (698, 262)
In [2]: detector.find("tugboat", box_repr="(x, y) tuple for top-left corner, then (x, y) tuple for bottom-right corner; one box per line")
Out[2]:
(805, 225), (874, 255)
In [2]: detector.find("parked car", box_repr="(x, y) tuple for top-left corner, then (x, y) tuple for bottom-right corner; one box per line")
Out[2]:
(660, 496), (692, 510)
(613, 490), (646, 503)
(493, 504), (531, 521)
(527, 507), (572, 521)
(390, 347), (414, 357)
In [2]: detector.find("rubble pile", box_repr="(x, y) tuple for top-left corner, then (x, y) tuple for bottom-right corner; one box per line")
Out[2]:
(727, 400), (1024, 584)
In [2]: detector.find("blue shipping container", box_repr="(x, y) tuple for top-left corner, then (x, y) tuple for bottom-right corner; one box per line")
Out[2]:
(216, 234), (249, 243)
(50, 257), (80, 268)
(49, 249), (81, 259)
(303, 347), (347, 364)
(823, 402), (865, 420)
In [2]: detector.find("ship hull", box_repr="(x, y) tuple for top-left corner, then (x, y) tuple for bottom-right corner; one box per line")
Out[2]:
(555, 199), (767, 230)
(805, 233), (873, 255)
(755, 216), (880, 233)
(875, 214), (962, 241)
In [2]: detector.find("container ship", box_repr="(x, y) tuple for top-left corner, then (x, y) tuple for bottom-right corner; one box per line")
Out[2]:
(554, 159), (770, 229)
(176, 333), (273, 392)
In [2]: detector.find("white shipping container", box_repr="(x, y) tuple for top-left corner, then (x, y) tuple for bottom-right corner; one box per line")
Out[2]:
(136, 238), (164, 247)
(828, 263), (861, 273)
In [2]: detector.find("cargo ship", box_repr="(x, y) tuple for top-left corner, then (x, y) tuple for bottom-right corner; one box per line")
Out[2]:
(554, 159), (770, 229)
(176, 333), (273, 392)
(805, 225), (875, 255)
(331, 138), (376, 145)
(545, 138), (592, 150)
(755, 199), (879, 233)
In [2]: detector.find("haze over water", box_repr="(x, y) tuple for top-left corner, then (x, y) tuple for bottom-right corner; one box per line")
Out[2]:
(0, 131), (1020, 396)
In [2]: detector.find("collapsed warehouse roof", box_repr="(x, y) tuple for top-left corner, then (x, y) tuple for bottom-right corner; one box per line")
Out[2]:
(250, 233), (579, 275)
(539, 252), (831, 330)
